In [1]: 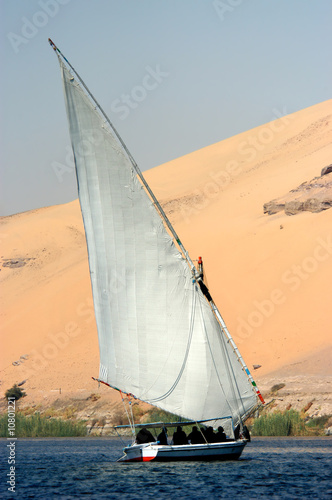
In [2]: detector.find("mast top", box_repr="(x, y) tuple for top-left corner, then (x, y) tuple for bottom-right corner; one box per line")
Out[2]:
(48, 38), (57, 51)
(48, 38), (72, 68)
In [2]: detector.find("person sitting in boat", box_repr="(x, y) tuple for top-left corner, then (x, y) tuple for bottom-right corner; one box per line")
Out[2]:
(188, 426), (205, 444)
(204, 426), (217, 443)
(234, 423), (240, 440)
(136, 427), (155, 444)
(157, 427), (168, 445)
(233, 423), (250, 441)
(215, 426), (227, 442)
(172, 426), (188, 445)
(241, 425), (251, 442)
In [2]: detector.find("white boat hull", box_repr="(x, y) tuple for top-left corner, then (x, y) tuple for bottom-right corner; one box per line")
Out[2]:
(118, 440), (247, 462)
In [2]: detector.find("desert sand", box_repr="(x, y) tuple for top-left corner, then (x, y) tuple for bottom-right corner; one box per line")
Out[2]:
(1, 99), (331, 423)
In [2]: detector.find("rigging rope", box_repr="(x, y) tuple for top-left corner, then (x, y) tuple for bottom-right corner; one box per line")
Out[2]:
(120, 391), (135, 438)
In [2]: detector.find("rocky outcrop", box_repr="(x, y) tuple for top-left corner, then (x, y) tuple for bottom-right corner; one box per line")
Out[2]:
(321, 164), (332, 176)
(264, 167), (332, 216)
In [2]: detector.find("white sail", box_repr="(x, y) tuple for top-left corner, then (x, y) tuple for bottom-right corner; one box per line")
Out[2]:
(59, 59), (258, 424)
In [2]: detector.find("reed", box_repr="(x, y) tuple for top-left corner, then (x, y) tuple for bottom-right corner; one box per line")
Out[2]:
(144, 408), (180, 424)
(142, 409), (186, 436)
(252, 409), (307, 436)
(306, 415), (331, 430)
(0, 412), (87, 437)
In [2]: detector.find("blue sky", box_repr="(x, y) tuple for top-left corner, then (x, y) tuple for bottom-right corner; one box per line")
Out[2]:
(1, 0), (331, 216)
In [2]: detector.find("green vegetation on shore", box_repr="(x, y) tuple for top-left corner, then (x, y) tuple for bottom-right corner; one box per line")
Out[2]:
(5, 384), (26, 401)
(142, 408), (184, 435)
(1, 407), (330, 438)
(0, 412), (87, 437)
(146, 409), (331, 438)
(251, 409), (330, 437)
(143, 408), (181, 424)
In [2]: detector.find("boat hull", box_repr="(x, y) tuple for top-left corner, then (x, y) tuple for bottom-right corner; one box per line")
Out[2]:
(118, 440), (247, 462)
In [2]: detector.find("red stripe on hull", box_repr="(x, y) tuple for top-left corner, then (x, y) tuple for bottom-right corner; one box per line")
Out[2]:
(121, 456), (155, 462)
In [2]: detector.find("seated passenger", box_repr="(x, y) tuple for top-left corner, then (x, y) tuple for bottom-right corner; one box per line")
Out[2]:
(234, 424), (240, 440)
(241, 425), (251, 442)
(205, 426), (217, 443)
(188, 426), (205, 444)
(136, 428), (155, 444)
(172, 426), (188, 445)
(215, 426), (227, 442)
(157, 427), (168, 445)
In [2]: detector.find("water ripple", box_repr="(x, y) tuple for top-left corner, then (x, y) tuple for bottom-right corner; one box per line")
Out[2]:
(0, 437), (331, 499)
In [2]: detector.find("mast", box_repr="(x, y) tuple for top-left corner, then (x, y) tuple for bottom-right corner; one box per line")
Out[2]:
(49, 39), (264, 412)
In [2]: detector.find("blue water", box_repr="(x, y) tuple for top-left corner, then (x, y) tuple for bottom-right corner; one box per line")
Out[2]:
(1, 437), (331, 499)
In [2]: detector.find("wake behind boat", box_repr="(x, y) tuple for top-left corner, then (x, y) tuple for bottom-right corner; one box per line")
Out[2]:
(49, 38), (264, 462)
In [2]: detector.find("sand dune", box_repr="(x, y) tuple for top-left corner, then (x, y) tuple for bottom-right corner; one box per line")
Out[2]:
(1, 99), (331, 415)
(146, 100), (332, 378)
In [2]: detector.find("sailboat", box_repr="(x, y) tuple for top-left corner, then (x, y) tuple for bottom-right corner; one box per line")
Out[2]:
(49, 39), (264, 462)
